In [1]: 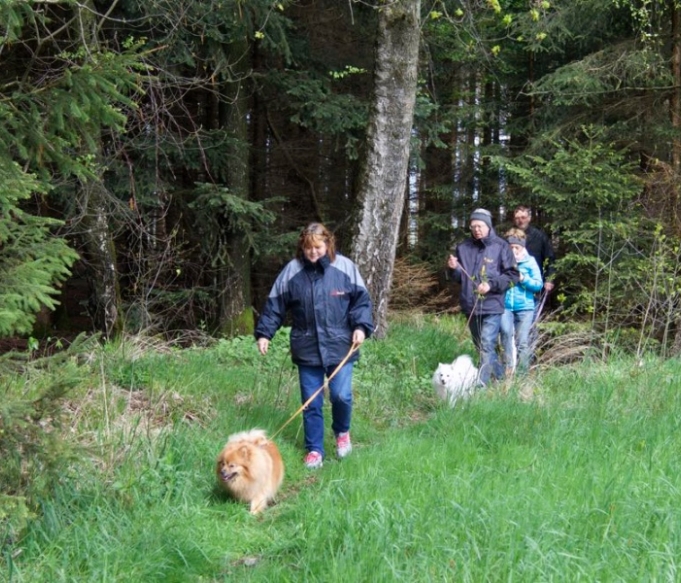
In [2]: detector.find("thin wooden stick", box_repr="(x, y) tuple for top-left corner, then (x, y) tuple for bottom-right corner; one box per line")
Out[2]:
(270, 342), (360, 440)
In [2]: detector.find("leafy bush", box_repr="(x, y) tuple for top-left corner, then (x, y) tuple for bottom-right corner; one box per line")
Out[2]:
(0, 372), (81, 546)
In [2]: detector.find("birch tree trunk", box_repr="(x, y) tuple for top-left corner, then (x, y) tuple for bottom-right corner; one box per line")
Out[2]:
(351, 0), (420, 338)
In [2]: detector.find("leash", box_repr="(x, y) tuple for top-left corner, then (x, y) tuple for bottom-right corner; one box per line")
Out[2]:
(270, 341), (361, 440)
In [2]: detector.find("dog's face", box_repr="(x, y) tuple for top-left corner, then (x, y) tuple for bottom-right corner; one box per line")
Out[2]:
(434, 363), (454, 386)
(216, 443), (253, 484)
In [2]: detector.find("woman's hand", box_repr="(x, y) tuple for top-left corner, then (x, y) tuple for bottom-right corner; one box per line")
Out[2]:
(256, 337), (270, 355)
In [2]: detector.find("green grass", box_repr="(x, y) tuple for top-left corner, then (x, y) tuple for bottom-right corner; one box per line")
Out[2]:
(3, 315), (681, 581)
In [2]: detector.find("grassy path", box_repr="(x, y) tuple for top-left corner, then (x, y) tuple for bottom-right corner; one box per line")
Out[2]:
(3, 317), (681, 581)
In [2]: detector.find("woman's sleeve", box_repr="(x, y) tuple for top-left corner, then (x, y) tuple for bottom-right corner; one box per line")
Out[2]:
(254, 266), (292, 340)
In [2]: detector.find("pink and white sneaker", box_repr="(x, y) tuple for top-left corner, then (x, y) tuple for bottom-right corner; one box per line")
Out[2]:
(304, 450), (323, 469)
(336, 432), (352, 458)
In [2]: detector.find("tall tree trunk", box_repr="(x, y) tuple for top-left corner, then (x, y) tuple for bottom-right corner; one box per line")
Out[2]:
(217, 39), (253, 336)
(464, 69), (478, 203)
(78, 179), (123, 339)
(671, 0), (681, 230)
(351, 0), (420, 338)
(419, 130), (454, 261)
(249, 43), (275, 313)
(670, 0), (681, 354)
(481, 79), (500, 212)
(75, 1), (122, 339)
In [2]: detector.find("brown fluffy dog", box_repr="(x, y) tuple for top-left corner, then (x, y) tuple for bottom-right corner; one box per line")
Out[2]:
(215, 429), (284, 514)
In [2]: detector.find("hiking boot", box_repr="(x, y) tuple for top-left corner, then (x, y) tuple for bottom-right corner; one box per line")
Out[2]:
(336, 432), (352, 458)
(304, 451), (323, 469)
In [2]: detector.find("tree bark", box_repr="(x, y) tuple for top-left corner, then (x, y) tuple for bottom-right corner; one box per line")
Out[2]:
(351, 0), (420, 338)
(78, 179), (123, 339)
(669, 0), (681, 354)
(671, 0), (681, 220)
(217, 38), (254, 336)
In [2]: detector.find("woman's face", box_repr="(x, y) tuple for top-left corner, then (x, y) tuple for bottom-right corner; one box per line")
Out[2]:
(303, 239), (328, 263)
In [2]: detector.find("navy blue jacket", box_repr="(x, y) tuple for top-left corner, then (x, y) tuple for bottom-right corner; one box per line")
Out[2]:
(450, 228), (519, 315)
(255, 253), (374, 367)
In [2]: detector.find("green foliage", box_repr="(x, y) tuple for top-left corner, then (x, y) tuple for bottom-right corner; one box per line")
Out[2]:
(0, 1), (149, 339)
(0, 161), (79, 337)
(499, 128), (641, 221)
(188, 184), (279, 264)
(0, 493), (34, 550)
(0, 360), (85, 546)
(274, 70), (369, 159)
(1, 47), (143, 183)
(496, 131), (681, 349)
(0, 0), (36, 43)
(533, 42), (671, 107)
(506, 0), (675, 153)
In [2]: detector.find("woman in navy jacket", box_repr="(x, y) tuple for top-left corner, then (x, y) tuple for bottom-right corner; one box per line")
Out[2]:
(255, 223), (374, 469)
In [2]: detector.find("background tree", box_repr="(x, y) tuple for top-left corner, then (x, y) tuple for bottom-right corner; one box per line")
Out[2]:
(0, 0), (142, 338)
(496, 0), (681, 350)
(352, 0), (421, 338)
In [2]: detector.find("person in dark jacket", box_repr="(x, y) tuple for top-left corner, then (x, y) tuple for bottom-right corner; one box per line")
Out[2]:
(447, 209), (519, 385)
(255, 223), (374, 470)
(512, 205), (555, 292)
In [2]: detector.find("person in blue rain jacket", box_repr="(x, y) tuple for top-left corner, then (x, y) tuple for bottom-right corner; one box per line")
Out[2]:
(255, 223), (373, 469)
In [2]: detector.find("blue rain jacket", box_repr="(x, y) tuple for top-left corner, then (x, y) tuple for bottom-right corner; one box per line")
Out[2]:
(255, 253), (374, 367)
(504, 252), (543, 312)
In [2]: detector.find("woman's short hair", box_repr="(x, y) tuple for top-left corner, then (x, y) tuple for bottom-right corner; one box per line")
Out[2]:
(296, 222), (336, 262)
(505, 227), (526, 240)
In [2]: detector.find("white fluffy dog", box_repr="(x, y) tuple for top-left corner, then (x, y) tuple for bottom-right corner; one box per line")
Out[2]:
(432, 354), (479, 406)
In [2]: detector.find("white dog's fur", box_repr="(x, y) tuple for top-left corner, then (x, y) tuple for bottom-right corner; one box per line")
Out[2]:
(432, 354), (479, 406)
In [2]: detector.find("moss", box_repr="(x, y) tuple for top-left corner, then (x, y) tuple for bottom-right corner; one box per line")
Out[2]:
(219, 306), (255, 337)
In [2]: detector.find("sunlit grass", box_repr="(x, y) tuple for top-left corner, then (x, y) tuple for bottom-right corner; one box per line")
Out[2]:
(4, 315), (681, 581)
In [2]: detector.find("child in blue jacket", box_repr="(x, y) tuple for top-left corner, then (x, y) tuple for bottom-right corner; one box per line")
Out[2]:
(500, 228), (543, 375)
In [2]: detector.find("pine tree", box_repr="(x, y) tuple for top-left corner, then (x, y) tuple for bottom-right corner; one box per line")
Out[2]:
(0, 161), (78, 337)
(0, 1), (144, 338)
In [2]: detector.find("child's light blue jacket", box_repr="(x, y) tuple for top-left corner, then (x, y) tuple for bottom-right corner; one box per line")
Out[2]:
(504, 252), (543, 312)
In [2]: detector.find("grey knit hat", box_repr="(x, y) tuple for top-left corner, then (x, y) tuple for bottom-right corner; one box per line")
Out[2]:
(469, 208), (493, 229)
